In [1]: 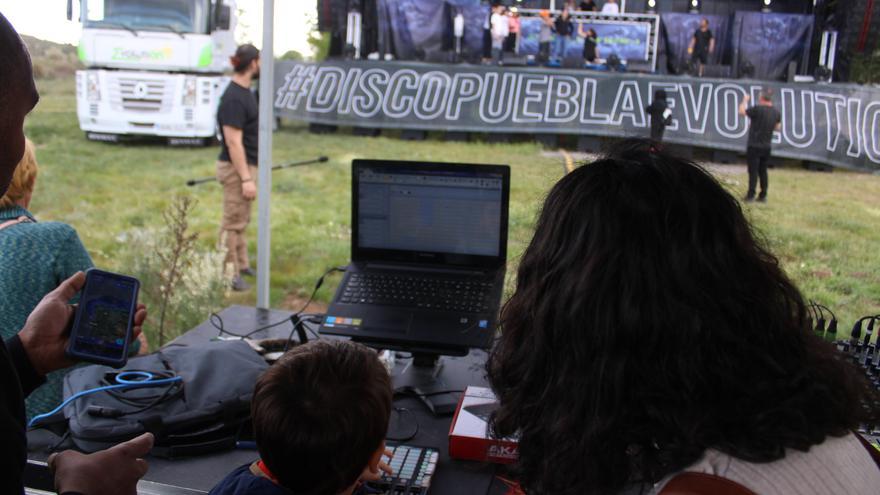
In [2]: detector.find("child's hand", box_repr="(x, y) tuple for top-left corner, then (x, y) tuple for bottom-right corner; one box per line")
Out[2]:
(359, 449), (394, 482)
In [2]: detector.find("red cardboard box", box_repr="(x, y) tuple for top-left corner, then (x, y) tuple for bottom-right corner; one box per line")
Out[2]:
(448, 386), (519, 464)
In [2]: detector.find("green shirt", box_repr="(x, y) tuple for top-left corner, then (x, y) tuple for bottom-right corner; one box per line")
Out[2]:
(0, 205), (93, 419)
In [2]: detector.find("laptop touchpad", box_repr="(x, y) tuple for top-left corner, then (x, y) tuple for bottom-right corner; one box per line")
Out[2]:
(368, 313), (412, 334)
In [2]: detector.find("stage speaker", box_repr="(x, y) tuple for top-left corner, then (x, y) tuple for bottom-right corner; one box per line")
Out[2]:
(503, 55), (529, 67)
(627, 61), (653, 73)
(703, 65), (731, 78)
(562, 56), (584, 69)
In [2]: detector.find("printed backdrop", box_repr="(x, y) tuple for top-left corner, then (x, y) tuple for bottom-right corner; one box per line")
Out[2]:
(275, 60), (880, 171)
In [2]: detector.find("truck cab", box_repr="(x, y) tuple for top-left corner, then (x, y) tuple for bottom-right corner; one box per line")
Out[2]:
(70, 0), (237, 144)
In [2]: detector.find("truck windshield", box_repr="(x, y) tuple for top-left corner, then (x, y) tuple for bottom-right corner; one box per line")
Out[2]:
(83, 0), (209, 35)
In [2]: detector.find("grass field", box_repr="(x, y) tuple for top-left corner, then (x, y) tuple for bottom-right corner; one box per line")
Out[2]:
(22, 78), (880, 343)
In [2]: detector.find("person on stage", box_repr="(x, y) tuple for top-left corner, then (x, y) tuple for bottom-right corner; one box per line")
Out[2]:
(505, 8), (521, 54)
(490, 4), (509, 65)
(688, 18), (715, 77)
(552, 5), (574, 63)
(645, 89), (672, 143)
(600, 0), (620, 15)
(739, 89), (782, 203)
(538, 10), (554, 65)
(482, 6), (492, 64)
(216, 44), (261, 291)
(578, 25), (600, 63)
(579, 0), (599, 12)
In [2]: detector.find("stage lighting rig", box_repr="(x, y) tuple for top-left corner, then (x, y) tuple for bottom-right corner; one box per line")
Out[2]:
(762, 0), (772, 13)
(689, 0), (700, 14)
(647, 0), (656, 13)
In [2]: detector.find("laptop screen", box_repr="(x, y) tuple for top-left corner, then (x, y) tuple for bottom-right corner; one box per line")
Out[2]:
(353, 160), (509, 266)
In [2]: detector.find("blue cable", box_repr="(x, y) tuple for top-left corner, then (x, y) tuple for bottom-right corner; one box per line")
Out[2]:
(28, 371), (183, 428)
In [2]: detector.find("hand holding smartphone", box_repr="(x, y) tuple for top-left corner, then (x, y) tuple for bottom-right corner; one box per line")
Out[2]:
(66, 269), (140, 368)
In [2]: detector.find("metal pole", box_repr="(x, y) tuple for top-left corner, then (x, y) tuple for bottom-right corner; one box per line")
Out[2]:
(256, 0), (274, 309)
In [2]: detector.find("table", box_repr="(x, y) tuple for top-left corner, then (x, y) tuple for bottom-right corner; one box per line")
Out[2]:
(28, 306), (507, 495)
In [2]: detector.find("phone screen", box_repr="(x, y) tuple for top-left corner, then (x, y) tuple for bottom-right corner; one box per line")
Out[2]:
(71, 271), (137, 362)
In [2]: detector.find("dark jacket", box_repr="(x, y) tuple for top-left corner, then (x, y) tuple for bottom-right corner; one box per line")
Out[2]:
(646, 90), (671, 141)
(1, 335), (47, 495)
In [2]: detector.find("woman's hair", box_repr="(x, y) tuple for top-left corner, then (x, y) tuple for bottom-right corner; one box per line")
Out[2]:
(487, 139), (876, 495)
(0, 137), (37, 209)
(230, 43), (259, 73)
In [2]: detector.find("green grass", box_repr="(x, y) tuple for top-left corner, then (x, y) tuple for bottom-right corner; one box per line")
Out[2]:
(23, 78), (880, 343)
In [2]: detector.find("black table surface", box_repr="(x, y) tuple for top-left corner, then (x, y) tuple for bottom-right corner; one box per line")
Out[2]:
(29, 305), (507, 494)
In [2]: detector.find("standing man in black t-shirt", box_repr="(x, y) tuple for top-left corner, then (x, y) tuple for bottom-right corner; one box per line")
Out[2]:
(216, 44), (260, 291)
(688, 18), (714, 77)
(739, 89), (782, 202)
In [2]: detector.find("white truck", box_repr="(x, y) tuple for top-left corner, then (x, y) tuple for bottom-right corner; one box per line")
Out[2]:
(68, 0), (237, 145)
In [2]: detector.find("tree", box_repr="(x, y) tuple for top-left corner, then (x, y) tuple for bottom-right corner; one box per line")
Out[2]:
(280, 50), (305, 61)
(307, 31), (330, 61)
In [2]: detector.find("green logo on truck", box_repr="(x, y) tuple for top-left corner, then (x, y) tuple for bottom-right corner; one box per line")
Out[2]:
(111, 47), (174, 62)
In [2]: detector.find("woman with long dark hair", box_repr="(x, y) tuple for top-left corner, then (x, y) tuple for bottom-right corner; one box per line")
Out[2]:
(488, 140), (880, 494)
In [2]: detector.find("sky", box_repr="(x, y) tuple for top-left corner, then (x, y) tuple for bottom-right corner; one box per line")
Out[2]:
(0, 0), (316, 56)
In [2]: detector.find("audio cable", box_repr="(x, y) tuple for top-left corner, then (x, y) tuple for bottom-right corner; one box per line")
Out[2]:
(28, 370), (183, 428)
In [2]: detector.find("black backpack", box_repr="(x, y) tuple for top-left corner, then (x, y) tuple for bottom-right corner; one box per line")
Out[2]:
(59, 340), (267, 458)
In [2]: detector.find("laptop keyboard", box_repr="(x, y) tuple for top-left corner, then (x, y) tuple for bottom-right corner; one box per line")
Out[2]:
(339, 273), (494, 313)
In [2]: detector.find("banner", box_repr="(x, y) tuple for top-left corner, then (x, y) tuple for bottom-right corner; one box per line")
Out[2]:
(660, 13), (731, 74)
(376, 0), (485, 62)
(732, 13), (813, 81)
(519, 18), (651, 61)
(274, 61), (880, 171)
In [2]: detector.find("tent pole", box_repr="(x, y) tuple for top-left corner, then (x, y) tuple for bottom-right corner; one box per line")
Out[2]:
(256, 0), (275, 309)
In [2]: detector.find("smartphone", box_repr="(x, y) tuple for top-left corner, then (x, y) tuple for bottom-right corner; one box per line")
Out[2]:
(66, 268), (140, 368)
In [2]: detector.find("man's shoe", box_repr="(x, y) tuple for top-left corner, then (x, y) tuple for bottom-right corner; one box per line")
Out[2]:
(231, 276), (251, 292)
(757, 195), (767, 203)
(743, 195), (755, 202)
(240, 267), (256, 277)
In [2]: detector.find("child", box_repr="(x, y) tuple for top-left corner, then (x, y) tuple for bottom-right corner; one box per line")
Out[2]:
(210, 340), (393, 495)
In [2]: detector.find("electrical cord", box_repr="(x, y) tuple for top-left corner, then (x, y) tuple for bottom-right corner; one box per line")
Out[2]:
(210, 312), (293, 339)
(210, 266), (345, 351)
(385, 407), (420, 442)
(282, 266), (347, 353)
(28, 371), (183, 428)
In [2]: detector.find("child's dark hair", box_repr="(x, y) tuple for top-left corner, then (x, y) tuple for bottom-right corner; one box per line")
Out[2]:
(252, 340), (392, 494)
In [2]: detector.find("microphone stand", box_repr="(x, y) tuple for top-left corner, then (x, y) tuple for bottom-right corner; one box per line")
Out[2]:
(186, 156), (329, 187)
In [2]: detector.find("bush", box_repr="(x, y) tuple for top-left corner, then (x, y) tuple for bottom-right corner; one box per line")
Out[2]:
(116, 196), (228, 346)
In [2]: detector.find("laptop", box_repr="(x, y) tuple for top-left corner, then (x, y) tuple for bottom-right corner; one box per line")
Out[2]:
(319, 159), (510, 352)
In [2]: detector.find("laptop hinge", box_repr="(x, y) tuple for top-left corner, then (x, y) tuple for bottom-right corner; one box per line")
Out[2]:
(364, 262), (490, 277)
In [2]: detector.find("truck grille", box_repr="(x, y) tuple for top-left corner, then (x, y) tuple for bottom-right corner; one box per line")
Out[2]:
(110, 76), (171, 113)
